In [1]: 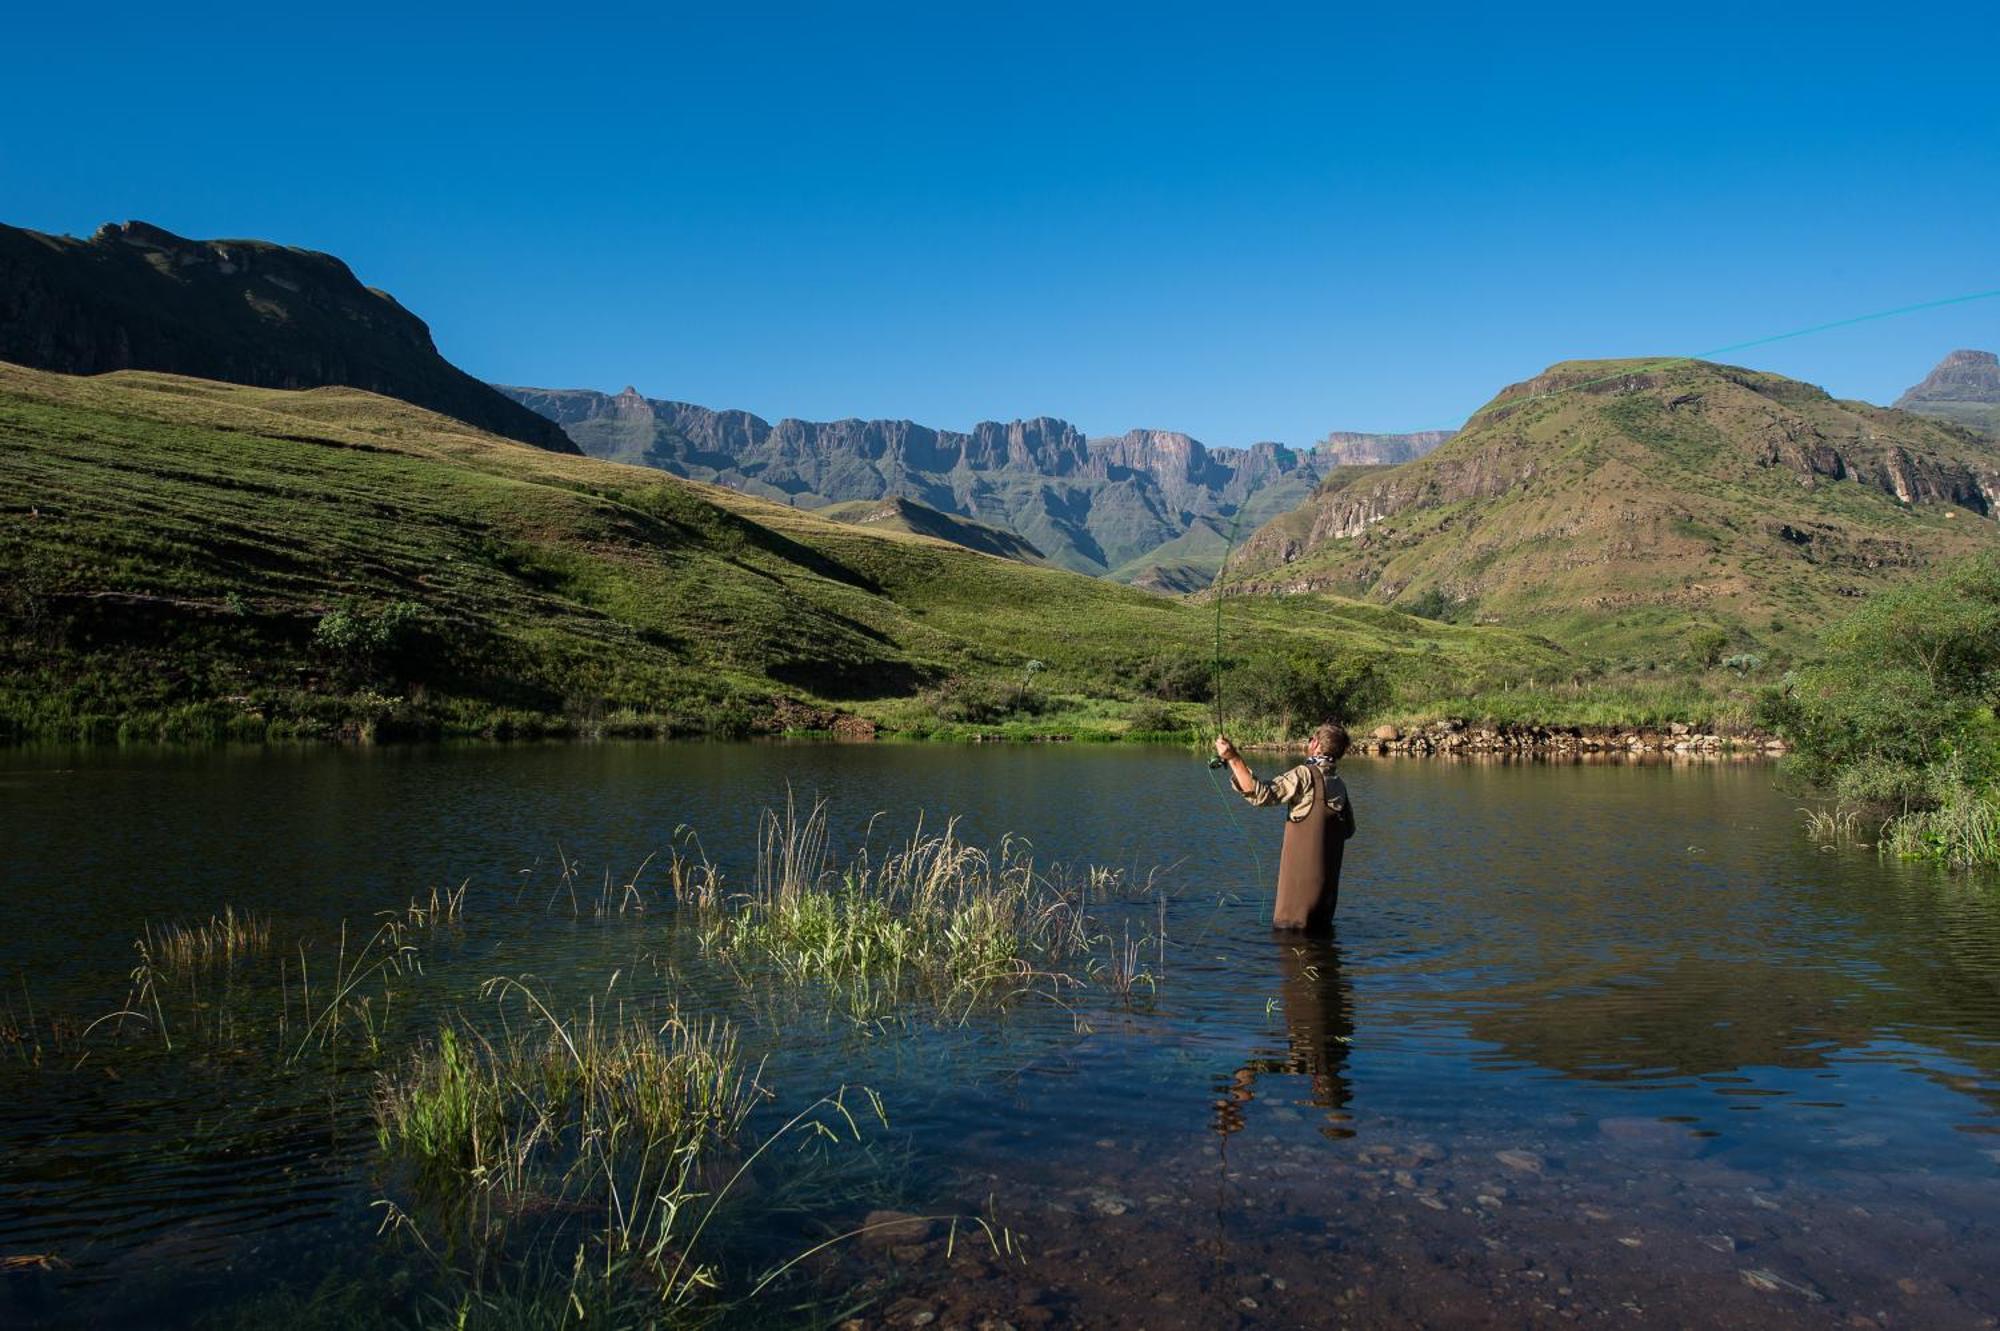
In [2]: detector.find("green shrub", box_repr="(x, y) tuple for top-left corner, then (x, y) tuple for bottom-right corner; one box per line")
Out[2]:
(1125, 702), (1186, 736)
(1401, 587), (1463, 622)
(1129, 650), (1214, 703)
(1231, 650), (1387, 736)
(1684, 625), (1730, 669)
(311, 599), (430, 684)
(1763, 556), (2000, 866)
(921, 675), (1049, 724)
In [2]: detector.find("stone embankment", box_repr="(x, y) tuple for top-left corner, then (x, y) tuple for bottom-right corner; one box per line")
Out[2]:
(1364, 720), (1784, 757)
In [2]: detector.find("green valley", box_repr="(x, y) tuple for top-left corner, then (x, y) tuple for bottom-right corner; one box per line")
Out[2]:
(0, 362), (1570, 744)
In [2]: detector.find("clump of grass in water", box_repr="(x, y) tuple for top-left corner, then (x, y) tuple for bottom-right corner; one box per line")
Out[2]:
(1801, 803), (1868, 848)
(375, 986), (760, 1183)
(373, 977), (915, 1319)
(396, 880), (467, 932)
(698, 796), (1135, 1019)
(143, 906), (272, 977)
(1882, 781), (2000, 868)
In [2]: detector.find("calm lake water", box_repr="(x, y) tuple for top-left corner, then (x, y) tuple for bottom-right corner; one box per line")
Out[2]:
(2, 743), (1997, 1328)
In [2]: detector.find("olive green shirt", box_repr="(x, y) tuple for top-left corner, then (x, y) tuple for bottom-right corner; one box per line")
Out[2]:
(1244, 761), (1357, 831)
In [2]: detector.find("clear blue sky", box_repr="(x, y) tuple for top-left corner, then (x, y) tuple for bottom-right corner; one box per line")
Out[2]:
(5, 2), (1996, 443)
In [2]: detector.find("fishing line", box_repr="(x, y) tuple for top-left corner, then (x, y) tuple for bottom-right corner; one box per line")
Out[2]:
(1195, 502), (1270, 938)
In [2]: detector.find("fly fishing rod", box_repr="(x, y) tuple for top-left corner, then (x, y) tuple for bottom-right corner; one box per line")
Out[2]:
(1205, 505), (1246, 769)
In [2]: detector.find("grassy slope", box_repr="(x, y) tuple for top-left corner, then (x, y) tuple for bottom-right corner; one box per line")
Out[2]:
(1231, 359), (2000, 670)
(815, 496), (1049, 564)
(0, 363), (1572, 743)
(1902, 400), (2000, 438)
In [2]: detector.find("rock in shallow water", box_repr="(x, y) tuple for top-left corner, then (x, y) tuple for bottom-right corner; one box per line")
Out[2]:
(1740, 1268), (1824, 1301)
(861, 1211), (937, 1246)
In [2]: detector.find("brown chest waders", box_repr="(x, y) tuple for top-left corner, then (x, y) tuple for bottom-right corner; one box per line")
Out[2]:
(1274, 766), (1344, 934)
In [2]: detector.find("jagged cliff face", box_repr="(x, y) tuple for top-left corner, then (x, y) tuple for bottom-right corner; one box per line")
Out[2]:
(499, 385), (1327, 578)
(1895, 349), (2000, 437)
(1314, 429), (1455, 466)
(0, 220), (577, 453)
(1230, 358), (2000, 656)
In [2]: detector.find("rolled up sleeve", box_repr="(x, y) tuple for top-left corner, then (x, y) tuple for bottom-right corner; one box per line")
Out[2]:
(1244, 764), (1307, 811)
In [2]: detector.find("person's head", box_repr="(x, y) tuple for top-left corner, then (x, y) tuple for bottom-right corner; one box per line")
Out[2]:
(1308, 722), (1350, 762)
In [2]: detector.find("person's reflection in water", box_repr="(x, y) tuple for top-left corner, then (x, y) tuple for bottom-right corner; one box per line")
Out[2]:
(1214, 935), (1355, 1139)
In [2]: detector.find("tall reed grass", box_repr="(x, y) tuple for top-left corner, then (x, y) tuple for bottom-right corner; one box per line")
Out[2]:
(1882, 781), (2000, 868)
(368, 976), (924, 1319)
(1801, 803), (1866, 847)
(374, 986), (760, 1181)
(698, 796), (1139, 1019)
(143, 906), (271, 976)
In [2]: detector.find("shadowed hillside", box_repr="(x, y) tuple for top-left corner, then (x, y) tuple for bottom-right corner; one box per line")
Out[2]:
(0, 220), (577, 453)
(817, 496), (1048, 563)
(1229, 358), (2000, 666)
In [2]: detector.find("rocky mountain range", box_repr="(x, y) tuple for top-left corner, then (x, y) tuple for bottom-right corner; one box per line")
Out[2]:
(498, 384), (1454, 583)
(0, 220), (576, 453)
(1895, 348), (2000, 437)
(1228, 357), (2000, 662)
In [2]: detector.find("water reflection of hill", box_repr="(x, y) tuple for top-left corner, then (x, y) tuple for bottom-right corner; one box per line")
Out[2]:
(1449, 843), (2000, 1117)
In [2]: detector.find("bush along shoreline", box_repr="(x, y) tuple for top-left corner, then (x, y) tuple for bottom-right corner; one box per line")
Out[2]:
(1764, 555), (2000, 870)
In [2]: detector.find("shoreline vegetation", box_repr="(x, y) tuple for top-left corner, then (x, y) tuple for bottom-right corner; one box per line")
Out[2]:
(11, 799), (1160, 1324)
(1765, 555), (2000, 870)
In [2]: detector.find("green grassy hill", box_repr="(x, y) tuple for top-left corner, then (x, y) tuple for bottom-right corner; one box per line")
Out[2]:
(1229, 358), (2000, 670)
(0, 362), (1575, 743)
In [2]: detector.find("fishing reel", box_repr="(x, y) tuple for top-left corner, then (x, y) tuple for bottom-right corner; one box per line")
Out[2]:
(1206, 754), (1227, 770)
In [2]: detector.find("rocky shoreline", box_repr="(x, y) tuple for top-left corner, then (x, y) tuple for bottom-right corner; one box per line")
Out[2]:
(1361, 720), (1784, 757)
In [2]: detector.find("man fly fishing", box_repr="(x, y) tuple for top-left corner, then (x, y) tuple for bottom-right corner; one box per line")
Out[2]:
(1213, 723), (1356, 934)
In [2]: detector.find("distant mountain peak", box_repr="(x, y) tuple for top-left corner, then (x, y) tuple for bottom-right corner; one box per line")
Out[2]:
(1893, 350), (2000, 439)
(1898, 349), (2000, 405)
